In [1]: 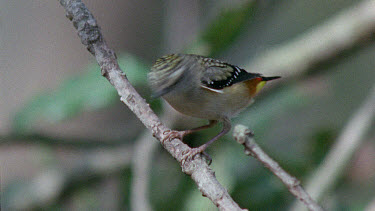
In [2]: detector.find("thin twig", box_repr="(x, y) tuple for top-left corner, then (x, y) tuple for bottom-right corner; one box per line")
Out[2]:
(291, 85), (375, 211)
(233, 125), (324, 211)
(0, 134), (124, 148)
(130, 132), (155, 211)
(365, 197), (375, 211)
(130, 109), (182, 211)
(130, 0), (201, 206)
(4, 146), (133, 210)
(58, 0), (245, 210)
(246, 0), (375, 78)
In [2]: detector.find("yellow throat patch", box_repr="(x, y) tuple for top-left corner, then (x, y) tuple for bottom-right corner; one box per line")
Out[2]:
(255, 81), (266, 94)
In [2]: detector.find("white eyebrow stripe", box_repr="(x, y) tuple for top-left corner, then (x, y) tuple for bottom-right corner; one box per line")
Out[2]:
(200, 85), (224, 93)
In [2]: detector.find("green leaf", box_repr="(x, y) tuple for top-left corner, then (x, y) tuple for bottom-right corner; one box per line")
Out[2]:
(12, 53), (150, 133)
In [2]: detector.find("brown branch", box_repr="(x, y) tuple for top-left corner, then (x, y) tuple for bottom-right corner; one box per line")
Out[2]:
(4, 146), (133, 210)
(365, 197), (375, 211)
(0, 134), (123, 148)
(58, 0), (245, 210)
(130, 109), (182, 211)
(246, 0), (375, 78)
(233, 125), (324, 211)
(130, 132), (155, 211)
(291, 85), (375, 211)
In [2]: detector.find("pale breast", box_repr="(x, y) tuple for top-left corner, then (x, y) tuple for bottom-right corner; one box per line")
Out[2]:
(163, 82), (254, 120)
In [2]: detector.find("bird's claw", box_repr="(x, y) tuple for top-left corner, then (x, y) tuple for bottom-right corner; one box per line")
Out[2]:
(180, 148), (212, 165)
(163, 130), (186, 143)
(202, 151), (212, 165)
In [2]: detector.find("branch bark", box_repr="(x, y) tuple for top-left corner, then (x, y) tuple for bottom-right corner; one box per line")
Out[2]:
(58, 0), (245, 210)
(52, 0), (375, 210)
(291, 85), (375, 211)
(233, 125), (324, 211)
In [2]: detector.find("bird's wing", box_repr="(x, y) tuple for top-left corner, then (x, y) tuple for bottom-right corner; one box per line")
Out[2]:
(199, 57), (261, 90)
(149, 54), (204, 97)
(148, 54), (185, 97)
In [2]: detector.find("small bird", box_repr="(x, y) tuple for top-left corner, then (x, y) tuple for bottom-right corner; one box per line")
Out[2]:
(148, 54), (280, 160)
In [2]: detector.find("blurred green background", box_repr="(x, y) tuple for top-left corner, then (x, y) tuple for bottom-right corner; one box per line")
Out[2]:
(1, 0), (374, 210)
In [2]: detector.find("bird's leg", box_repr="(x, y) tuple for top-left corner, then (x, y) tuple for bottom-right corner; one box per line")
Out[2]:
(163, 120), (218, 142)
(181, 118), (231, 164)
(183, 120), (218, 136)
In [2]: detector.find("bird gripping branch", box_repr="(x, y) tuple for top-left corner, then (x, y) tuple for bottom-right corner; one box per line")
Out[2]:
(148, 54), (280, 161)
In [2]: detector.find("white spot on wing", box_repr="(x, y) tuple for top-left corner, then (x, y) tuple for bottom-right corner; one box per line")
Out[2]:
(201, 85), (224, 93)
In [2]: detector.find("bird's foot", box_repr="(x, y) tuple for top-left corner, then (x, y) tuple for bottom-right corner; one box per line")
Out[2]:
(180, 146), (212, 166)
(162, 130), (186, 143)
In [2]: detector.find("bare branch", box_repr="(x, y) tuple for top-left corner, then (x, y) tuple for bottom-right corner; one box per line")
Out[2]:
(246, 0), (375, 78)
(48, 0), (375, 210)
(58, 0), (245, 210)
(365, 197), (375, 211)
(233, 125), (324, 211)
(130, 110), (182, 211)
(4, 146), (133, 210)
(0, 134), (122, 148)
(291, 85), (375, 211)
(130, 132), (155, 211)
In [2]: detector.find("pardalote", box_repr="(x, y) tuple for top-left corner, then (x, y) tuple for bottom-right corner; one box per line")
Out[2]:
(148, 54), (280, 160)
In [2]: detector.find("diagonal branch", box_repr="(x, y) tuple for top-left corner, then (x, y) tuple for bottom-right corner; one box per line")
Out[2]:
(4, 146), (133, 210)
(246, 0), (375, 78)
(233, 125), (324, 211)
(291, 85), (375, 211)
(58, 0), (244, 210)
(130, 109), (182, 211)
